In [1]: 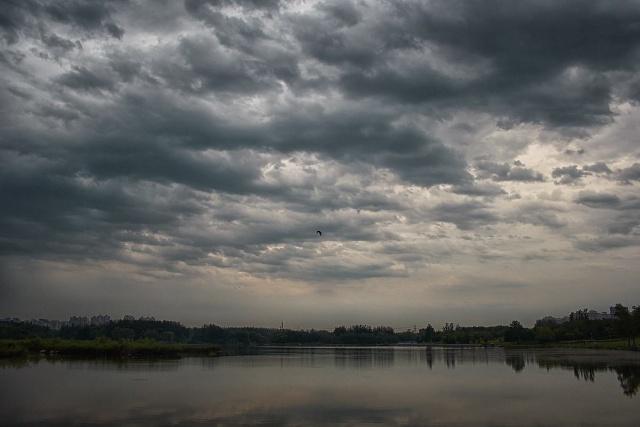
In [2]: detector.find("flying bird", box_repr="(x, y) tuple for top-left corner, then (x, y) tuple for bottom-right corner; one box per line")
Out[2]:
(316, 230), (322, 236)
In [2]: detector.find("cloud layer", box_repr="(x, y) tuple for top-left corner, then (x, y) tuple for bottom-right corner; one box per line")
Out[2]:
(1, 0), (639, 326)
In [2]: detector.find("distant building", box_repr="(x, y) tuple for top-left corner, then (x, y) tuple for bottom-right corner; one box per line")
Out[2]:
(538, 307), (618, 326)
(90, 315), (111, 326)
(26, 318), (65, 330)
(586, 310), (615, 321)
(49, 320), (65, 330)
(69, 316), (89, 327)
(30, 319), (48, 328)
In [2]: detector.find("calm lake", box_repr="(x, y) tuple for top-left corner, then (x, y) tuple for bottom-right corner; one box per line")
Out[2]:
(2, 346), (640, 426)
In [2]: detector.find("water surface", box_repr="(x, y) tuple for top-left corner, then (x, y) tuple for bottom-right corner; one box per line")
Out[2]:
(2, 346), (640, 426)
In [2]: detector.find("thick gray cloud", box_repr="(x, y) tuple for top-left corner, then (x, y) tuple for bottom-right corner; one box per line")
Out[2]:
(552, 162), (614, 185)
(56, 66), (117, 92)
(575, 191), (621, 209)
(575, 236), (638, 252)
(576, 191), (640, 235)
(450, 182), (506, 197)
(305, 0), (640, 129)
(476, 160), (545, 182)
(552, 165), (586, 185)
(432, 201), (498, 230)
(1, 0), (640, 325)
(509, 203), (567, 229)
(582, 162), (612, 174)
(616, 163), (640, 183)
(0, 0), (125, 44)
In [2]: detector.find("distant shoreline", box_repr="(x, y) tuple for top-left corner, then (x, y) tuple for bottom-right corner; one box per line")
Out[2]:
(2, 338), (638, 360)
(258, 341), (638, 352)
(0, 338), (221, 359)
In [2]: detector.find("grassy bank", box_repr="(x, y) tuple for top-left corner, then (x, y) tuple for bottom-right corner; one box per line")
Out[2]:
(0, 338), (221, 359)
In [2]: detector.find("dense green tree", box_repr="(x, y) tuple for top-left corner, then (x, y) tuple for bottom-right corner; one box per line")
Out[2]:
(632, 306), (640, 348)
(112, 327), (135, 341)
(534, 325), (555, 343)
(504, 320), (534, 342)
(0, 321), (52, 339)
(333, 326), (347, 335)
(613, 304), (634, 348)
(421, 324), (436, 342)
(3, 304), (640, 348)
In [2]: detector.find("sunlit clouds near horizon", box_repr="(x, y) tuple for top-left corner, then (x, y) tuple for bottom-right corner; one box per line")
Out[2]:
(1, 0), (639, 328)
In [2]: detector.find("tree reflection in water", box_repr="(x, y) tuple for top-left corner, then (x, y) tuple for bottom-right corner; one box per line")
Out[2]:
(257, 346), (640, 396)
(615, 366), (640, 397)
(505, 354), (525, 372)
(535, 358), (640, 396)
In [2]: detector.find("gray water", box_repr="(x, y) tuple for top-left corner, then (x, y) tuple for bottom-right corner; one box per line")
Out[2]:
(1, 346), (640, 426)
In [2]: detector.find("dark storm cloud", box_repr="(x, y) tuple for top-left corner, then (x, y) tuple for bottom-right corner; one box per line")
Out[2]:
(56, 66), (117, 92)
(184, 0), (278, 40)
(2, 0), (640, 287)
(104, 22), (124, 39)
(40, 32), (78, 52)
(33, 102), (81, 124)
(108, 52), (143, 82)
(0, 124), (406, 277)
(0, 0), (125, 44)
(82, 146), (267, 194)
(184, 0), (281, 14)
(318, 0), (361, 27)
(292, 0), (640, 129)
(0, 146), (207, 238)
(41, 82), (469, 187)
(155, 35), (293, 94)
(43, 1), (120, 30)
(475, 160), (544, 182)
(0, 1), (38, 44)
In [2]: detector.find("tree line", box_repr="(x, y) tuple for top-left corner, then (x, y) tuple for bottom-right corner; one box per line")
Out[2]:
(1, 304), (639, 348)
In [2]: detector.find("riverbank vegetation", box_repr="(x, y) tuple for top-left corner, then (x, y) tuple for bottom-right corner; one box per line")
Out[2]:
(0, 338), (220, 358)
(502, 338), (639, 351)
(1, 304), (638, 355)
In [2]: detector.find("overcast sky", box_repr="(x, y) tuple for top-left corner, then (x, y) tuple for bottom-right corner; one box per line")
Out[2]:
(1, 0), (639, 328)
